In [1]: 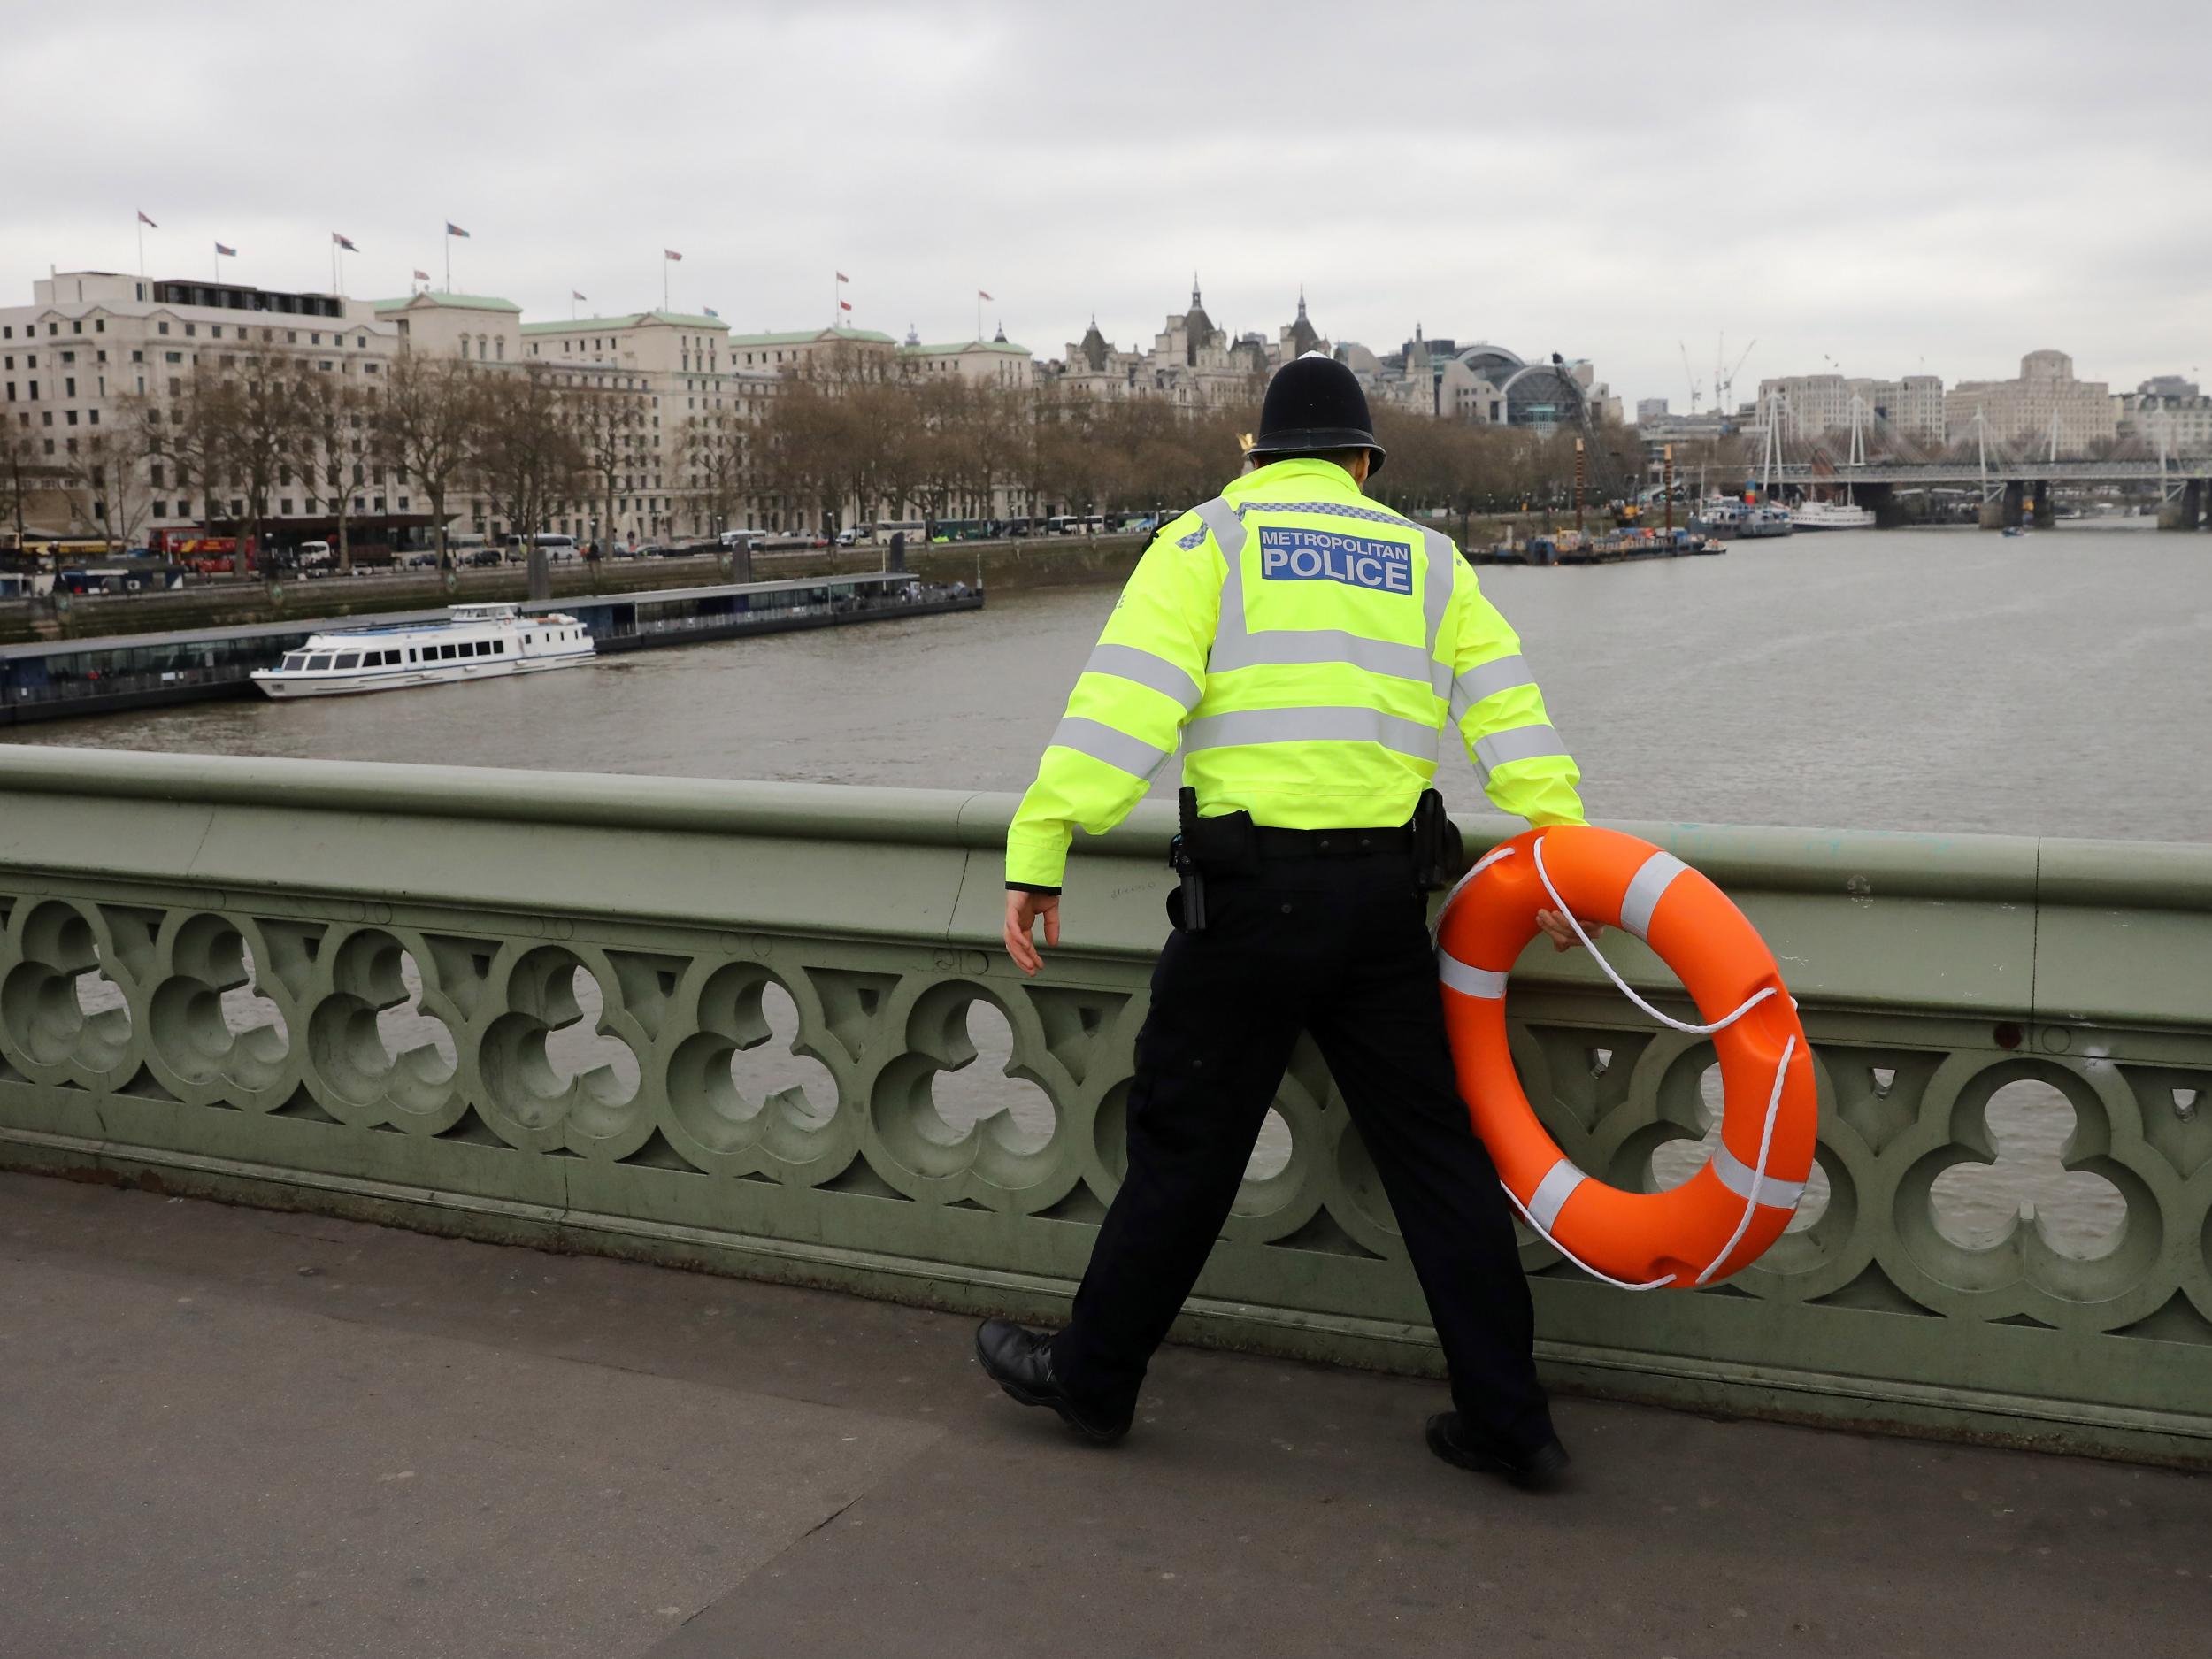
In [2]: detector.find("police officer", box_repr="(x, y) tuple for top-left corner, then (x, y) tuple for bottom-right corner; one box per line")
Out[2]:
(979, 353), (1589, 1491)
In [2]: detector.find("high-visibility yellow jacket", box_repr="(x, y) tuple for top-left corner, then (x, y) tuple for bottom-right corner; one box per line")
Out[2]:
(1005, 457), (1586, 889)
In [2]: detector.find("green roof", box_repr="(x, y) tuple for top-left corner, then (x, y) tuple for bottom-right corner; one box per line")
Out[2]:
(520, 311), (732, 336)
(723, 326), (897, 348)
(900, 340), (1032, 357)
(372, 291), (521, 314)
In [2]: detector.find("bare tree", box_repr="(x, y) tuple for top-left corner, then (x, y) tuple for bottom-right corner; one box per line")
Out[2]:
(214, 347), (315, 580)
(677, 406), (750, 542)
(2, 419), (72, 550)
(296, 371), (374, 572)
(574, 383), (652, 555)
(66, 426), (153, 551)
(376, 353), (480, 570)
(470, 365), (588, 596)
(126, 369), (234, 558)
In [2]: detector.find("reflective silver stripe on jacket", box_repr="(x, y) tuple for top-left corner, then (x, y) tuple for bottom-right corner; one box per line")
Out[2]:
(1049, 715), (1172, 780)
(1210, 626), (1434, 684)
(1711, 1142), (1806, 1209)
(1472, 722), (1568, 781)
(1195, 495), (1246, 559)
(1438, 953), (1508, 1000)
(1526, 1157), (1587, 1231)
(1184, 705), (1440, 762)
(1618, 849), (1688, 941)
(1448, 652), (1536, 726)
(1082, 642), (1202, 710)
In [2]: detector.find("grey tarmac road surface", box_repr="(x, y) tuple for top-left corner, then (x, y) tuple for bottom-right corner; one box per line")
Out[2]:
(2, 1172), (2207, 1659)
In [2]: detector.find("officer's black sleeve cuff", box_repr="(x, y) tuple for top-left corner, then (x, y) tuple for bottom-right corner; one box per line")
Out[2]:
(1006, 882), (1062, 896)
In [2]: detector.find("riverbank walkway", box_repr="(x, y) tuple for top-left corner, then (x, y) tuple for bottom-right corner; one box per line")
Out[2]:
(9, 1173), (2208, 1657)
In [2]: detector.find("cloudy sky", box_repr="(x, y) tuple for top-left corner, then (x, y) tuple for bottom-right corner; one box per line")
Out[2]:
(9, 0), (2206, 407)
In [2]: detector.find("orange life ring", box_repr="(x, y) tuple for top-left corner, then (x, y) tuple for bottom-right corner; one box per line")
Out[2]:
(1437, 825), (1816, 1288)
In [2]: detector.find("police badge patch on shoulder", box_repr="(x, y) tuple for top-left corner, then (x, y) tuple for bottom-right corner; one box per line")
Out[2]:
(1256, 526), (1413, 595)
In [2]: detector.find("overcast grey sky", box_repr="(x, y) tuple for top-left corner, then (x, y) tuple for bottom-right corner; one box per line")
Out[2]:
(8, 0), (2206, 406)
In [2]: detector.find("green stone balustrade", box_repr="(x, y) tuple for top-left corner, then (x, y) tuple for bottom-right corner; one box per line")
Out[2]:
(1, 746), (2208, 1466)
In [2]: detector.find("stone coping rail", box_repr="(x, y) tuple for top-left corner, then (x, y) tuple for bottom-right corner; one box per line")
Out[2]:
(2, 746), (2208, 1466)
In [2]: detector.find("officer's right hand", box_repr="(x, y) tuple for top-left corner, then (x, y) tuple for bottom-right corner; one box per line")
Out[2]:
(1004, 890), (1061, 977)
(1536, 908), (1603, 952)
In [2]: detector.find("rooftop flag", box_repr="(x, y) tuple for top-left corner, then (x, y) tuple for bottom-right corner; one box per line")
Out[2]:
(215, 242), (237, 257)
(137, 210), (157, 227)
(413, 268), (430, 281)
(839, 300), (852, 312)
(664, 249), (683, 261)
(836, 271), (849, 283)
(446, 222), (470, 238)
(704, 306), (719, 319)
(332, 232), (358, 251)
(979, 289), (993, 301)
(572, 289), (587, 301)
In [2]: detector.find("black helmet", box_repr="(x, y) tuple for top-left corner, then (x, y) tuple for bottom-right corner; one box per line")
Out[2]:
(1247, 351), (1386, 473)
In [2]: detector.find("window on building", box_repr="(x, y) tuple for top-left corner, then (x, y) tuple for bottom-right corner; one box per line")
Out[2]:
(153, 500), (169, 518)
(184, 323), (195, 337)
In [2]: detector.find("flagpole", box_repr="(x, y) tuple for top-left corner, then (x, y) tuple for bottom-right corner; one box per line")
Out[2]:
(664, 256), (670, 314)
(444, 230), (450, 295)
(136, 218), (143, 281)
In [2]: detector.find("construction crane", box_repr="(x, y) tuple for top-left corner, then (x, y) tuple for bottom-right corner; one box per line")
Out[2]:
(1714, 335), (1757, 418)
(1678, 340), (1701, 413)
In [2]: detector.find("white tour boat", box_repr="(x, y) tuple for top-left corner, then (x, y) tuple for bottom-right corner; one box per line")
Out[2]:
(1789, 498), (1877, 532)
(250, 603), (595, 700)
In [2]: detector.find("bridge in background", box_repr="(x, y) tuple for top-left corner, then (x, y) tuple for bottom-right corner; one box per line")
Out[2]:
(1763, 459), (2212, 486)
(1762, 457), (2212, 527)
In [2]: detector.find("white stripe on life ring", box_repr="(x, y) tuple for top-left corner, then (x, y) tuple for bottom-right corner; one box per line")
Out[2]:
(1618, 849), (1689, 940)
(1526, 1157), (1587, 1231)
(1710, 1141), (1807, 1209)
(1439, 952), (1508, 1000)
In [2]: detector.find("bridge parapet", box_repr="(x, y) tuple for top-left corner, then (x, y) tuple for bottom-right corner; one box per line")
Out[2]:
(1, 749), (2207, 1464)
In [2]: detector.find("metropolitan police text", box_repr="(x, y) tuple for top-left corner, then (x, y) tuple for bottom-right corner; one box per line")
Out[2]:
(1257, 527), (1415, 595)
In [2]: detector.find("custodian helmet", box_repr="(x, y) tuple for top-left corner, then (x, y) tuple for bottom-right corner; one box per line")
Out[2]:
(1245, 350), (1386, 473)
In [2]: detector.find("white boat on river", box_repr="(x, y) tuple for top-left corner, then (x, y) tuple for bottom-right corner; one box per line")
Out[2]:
(1790, 498), (1877, 532)
(250, 603), (594, 699)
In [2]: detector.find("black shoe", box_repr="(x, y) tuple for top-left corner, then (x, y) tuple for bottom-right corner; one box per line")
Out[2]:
(974, 1318), (1131, 1445)
(1425, 1412), (1571, 1492)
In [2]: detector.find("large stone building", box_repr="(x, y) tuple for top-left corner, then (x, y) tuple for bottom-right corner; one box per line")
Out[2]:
(1754, 372), (1945, 450)
(897, 326), (1036, 390)
(1944, 349), (2116, 457)
(2114, 376), (2212, 457)
(3, 270), (405, 549)
(0, 269), (934, 551)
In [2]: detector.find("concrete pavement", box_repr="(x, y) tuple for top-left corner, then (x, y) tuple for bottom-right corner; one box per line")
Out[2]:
(3, 1171), (2206, 1658)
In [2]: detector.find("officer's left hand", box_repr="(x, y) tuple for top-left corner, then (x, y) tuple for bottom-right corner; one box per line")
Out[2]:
(1004, 890), (1061, 976)
(1536, 908), (1603, 952)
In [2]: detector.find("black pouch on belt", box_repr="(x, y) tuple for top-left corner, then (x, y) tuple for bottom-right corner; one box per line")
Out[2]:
(1411, 788), (1466, 892)
(1168, 789), (1260, 931)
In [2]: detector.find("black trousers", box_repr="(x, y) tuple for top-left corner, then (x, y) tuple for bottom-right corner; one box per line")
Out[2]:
(1053, 849), (1555, 1454)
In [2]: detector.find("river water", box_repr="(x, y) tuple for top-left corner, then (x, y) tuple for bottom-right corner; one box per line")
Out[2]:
(16, 521), (2207, 1259)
